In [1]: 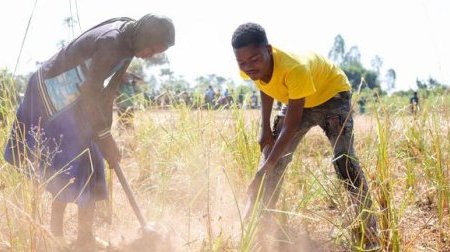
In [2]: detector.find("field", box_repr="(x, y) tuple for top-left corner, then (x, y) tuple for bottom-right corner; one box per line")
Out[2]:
(1, 94), (450, 252)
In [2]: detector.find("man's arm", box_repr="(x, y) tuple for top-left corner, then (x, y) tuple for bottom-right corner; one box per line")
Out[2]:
(259, 91), (275, 150)
(79, 37), (120, 134)
(259, 98), (304, 173)
(78, 36), (126, 167)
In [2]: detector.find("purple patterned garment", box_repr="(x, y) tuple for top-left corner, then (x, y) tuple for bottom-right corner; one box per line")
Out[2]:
(4, 18), (135, 206)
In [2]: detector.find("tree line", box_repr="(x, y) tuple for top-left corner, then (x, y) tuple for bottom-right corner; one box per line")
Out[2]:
(2, 33), (448, 111)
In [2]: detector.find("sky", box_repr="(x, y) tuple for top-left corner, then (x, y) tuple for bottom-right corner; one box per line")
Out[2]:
(0, 0), (449, 91)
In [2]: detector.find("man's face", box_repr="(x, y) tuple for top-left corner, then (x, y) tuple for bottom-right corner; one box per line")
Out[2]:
(135, 44), (168, 59)
(234, 44), (272, 82)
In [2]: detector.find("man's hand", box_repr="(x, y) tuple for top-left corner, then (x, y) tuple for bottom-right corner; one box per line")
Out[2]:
(97, 134), (121, 168)
(244, 145), (273, 219)
(258, 130), (275, 152)
(255, 162), (275, 177)
(246, 161), (276, 201)
(258, 91), (274, 152)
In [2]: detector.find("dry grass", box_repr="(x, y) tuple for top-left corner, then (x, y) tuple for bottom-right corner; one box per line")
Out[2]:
(1, 94), (450, 251)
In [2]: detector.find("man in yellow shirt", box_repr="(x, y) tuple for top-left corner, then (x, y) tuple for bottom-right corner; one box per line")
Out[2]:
(232, 23), (379, 250)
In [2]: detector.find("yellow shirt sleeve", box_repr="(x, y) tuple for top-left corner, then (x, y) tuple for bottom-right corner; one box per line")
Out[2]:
(285, 65), (316, 100)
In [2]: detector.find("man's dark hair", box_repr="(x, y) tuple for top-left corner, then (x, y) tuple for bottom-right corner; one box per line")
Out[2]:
(231, 23), (268, 49)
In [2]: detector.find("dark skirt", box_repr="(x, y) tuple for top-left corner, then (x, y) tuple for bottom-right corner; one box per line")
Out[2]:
(4, 72), (107, 206)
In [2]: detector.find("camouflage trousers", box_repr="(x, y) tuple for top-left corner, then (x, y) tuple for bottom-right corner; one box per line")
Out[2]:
(260, 91), (378, 245)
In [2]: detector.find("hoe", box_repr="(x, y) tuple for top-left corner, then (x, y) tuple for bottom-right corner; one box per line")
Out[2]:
(111, 162), (169, 251)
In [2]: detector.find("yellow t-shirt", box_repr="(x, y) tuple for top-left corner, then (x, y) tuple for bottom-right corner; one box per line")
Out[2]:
(242, 47), (351, 108)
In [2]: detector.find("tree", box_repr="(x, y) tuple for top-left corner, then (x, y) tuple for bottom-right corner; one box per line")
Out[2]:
(146, 75), (158, 94)
(144, 53), (169, 67)
(416, 78), (427, 89)
(128, 59), (145, 78)
(160, 75), (189, 93)
(342, 65), (364, 90)
(328, 34), (383, 91)
(385, 68), (396, 90)
(341, 63), (380, 90)
(14, 73), (32, 94)
(63, 17), (77, 39)
(123, 55), (170, 100)
(342, 46), (362, 68)
(128, 54), (170, 78)
(371, 55), (383, 75)
(57, 17), (78, 49)
(159, 68), (174, 80)
(194, 74), (227, 91)
(364, 70), (379, 89)
(416, 77), (446, 90)
(427, 77), (441, 89)
(328, 34), (346, 65)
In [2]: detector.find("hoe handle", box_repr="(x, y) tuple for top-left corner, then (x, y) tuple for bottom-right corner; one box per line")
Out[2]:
(113, 162), (147, 229)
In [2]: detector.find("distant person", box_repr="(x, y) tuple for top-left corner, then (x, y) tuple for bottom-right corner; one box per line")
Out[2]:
(238, 90), (245, 108)
(224, 88), (234, 107)
(215, 87), (221, 102)
(204, 85), (215, 108)
(223, 88), (229, 98)
(372, 92), (379, 103)
(410, 91), (419, 115)
(4, 14), (175, 251)
(358, 97), (367, 114)
(250, 90), (258, 109)
(231, 23), (379, 250)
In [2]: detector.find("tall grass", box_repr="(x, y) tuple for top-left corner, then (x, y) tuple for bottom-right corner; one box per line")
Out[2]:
(372, 96), (401, 251)
(1, 72), (74, 251)
(1, 72), (48, 251)
(423, 98), (450, 244)
(1, 75), (450, 251)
